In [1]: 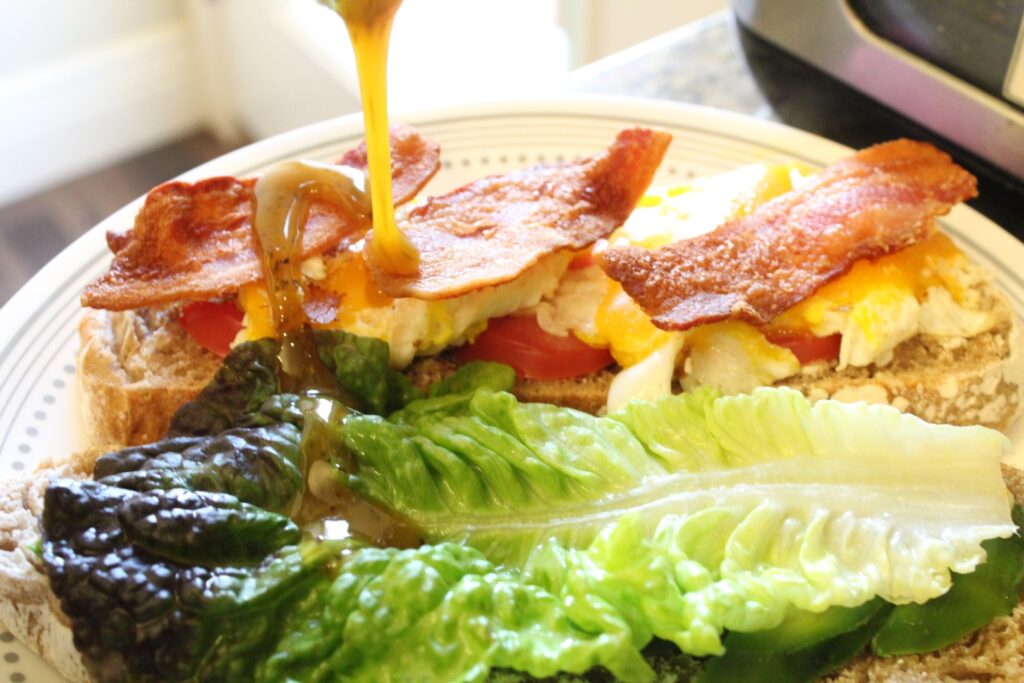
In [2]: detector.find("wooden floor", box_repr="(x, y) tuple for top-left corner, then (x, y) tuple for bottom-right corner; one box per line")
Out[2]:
(0, 130), (244, 305)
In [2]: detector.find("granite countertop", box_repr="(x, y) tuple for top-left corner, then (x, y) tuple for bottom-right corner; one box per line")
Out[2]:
(566, 11), (1023, 240)
(567, 12), (773, 119)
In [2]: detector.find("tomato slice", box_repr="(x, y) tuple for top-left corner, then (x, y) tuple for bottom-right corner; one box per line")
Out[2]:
(763, 328), (841, 365)
(569, 247), (596, 270)
(178, 300), (246, 358)
(454, 315), (613, 380)
(569, 240), (608, 270)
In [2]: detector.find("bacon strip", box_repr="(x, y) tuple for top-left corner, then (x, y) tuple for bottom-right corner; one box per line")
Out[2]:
(599, 139), (978, 331)
(81, 125), (440, 310)
(368, 128), (672, 299)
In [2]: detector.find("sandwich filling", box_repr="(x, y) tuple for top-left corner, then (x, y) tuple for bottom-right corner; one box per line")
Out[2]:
(81, 135), (1013, 422)
(531, 153), (998, 406)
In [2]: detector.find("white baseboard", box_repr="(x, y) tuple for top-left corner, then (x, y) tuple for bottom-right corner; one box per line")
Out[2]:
(0, 22), (205, 206)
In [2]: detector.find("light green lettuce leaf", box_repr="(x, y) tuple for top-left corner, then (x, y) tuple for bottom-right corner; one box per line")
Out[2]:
(340, 387), (1014, 657)
(256, 543), (654, 683)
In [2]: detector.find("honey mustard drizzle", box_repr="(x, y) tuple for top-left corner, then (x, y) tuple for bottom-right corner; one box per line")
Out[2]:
(249, 0), (425, 547)
(253, 0), (418, 386)
(252, 163), (421, 548)
(253, 161), (369, 392)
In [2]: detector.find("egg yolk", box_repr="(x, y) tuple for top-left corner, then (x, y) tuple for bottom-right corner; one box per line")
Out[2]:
(318, 254), (393, 328)
(238, 253), (394, 342)
(584, 282), (673, 367)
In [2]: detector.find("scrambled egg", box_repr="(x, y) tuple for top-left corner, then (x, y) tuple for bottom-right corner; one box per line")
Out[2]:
(772, 232), (996, 368)
(238, 248), (571, 367)
(535, 163), (997, 410)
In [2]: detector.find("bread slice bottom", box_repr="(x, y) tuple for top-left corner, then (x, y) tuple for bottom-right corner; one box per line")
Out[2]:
(778, 294), (1024, 431)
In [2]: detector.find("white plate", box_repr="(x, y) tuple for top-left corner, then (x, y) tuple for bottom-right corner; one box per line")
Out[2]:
(0, 96), (1022, 680)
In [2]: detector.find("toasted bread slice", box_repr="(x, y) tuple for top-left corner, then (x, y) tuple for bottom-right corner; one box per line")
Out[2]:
(2, 452), (1023, 682)
(77, 308), (223, 449)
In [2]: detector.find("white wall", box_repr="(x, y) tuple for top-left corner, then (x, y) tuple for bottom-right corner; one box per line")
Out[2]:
(0, 0), (181, 78)
(561, 0), (728, 66)
(183, 0), (728, 131)
(0, 0), (726, 205)
(201, 0), (572, 141)
(0, 0), (204, 205)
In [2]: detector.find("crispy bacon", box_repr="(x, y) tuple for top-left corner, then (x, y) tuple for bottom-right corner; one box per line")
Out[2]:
(368, 128), (672, 299)
(81, 125), (440, 310)
(599, 140), (977, 331)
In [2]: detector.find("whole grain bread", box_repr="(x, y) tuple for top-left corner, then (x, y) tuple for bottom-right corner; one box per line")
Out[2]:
(2, 452), (1023, 682)
(778, 286), (1024, 432)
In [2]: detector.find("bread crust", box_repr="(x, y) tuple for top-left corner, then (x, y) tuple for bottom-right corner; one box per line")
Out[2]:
(77, 308), (223, 449)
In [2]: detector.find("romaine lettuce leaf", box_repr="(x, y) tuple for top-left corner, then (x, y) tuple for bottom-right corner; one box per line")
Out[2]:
(341, 386), (1014, 655)
(871, 504), (1024, 655)
(256, 543), (654, 683)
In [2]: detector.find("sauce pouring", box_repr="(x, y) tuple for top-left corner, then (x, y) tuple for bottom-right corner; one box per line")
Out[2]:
(321, 0), (420, 276)
(253, 161), (369, 392)
(254, 0), (419, 388)
(250, 0), (427, 547)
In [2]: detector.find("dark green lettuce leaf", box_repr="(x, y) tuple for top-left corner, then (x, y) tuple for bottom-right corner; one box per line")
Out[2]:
(41, 478), (344, 683)
(313, 329), (422, 413)
(239, 391), (344, 428)
(118, 489), (300, 566)
(95, 424), (303, 513)
(871, 505), (1024, 656)
(697, 603), (891, 683)
(168, 339), (281, 437)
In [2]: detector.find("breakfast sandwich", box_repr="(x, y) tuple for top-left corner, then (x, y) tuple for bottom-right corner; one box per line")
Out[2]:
(76, 126), (670, 447)
(516, 139), (1024, 427)
(75, 133), (1023, 451)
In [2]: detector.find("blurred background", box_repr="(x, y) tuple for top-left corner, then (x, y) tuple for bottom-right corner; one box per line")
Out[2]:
(0, 0), (723, 302)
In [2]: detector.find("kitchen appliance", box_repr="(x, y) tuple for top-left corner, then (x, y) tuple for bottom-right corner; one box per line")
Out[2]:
(732, 0), (1024, 237)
